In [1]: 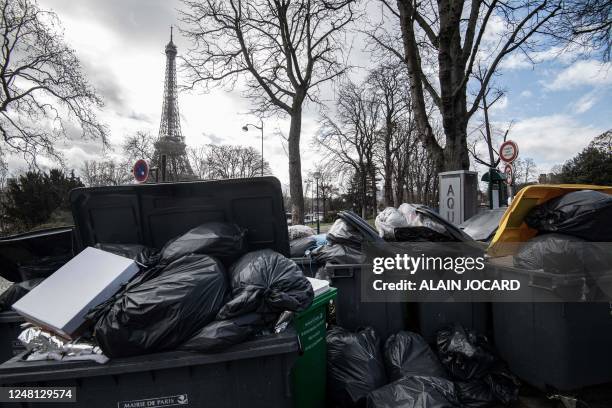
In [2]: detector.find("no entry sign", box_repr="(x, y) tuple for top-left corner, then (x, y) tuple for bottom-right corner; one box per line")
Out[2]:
(133, 159), (149, 183)
(499, 140), (519, 163)
(504, 163), (514, 184)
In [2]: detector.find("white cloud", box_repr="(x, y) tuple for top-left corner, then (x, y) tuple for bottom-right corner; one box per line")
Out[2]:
(500, 114), (603, 171)
(546, 60), (612, 90)
(519, 90), (533, 98)
(571, 91), (600, 114)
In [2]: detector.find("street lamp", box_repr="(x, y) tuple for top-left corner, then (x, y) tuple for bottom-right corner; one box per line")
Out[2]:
(313, 171), (321, 234)
(241, 118), (264, 176)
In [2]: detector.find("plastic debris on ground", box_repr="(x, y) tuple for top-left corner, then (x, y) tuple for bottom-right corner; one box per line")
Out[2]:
(0, 278), (44, 311)
(326, 326), (387, 407)
(525, 189), (612, 242)
(384, 331), (447, 381)
(91, 254), (228, 358)
(160, 221), (247, 264)
(18, 326), (108, 364)
(217, 249), (313, 319)
(366, 375), (460, 408)
(288, 224), (315, 240)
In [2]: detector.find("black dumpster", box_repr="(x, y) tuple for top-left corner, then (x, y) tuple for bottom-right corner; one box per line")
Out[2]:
(0, 311), (25, 362)
(0, 177), (302, 406)
(0, 330), (298, 408)
(326, 263), (412, 340)
(490, 262), (612, 391)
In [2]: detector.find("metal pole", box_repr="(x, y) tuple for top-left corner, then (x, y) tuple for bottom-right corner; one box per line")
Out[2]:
(260, 119), (264, 177)
(316, 177), (320, 234)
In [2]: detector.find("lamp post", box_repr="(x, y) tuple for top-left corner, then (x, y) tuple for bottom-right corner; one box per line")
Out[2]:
(241, 118), (264, 176)
(313, 171), (321, 234)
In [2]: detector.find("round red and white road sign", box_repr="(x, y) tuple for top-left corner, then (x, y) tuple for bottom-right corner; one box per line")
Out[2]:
(133, 159), (149, 183)
(504, 163), (513, 184)
(499, 140), (519, 163)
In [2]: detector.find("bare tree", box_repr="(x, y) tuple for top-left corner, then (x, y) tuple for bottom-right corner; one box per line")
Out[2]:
(560, 0), (611, 61)
(316, 81), (380, 218)
(0, 0), (107, 165)
(369, 0), (562, 173)
(122, 131), (155, 163)
(80, 159), (131, 187)
(187, 145), (209, 179)
(188, 144), (271, 180)
(513, 157), (538, 187)
(180, 0), (355, 224)
(368, 63), (408, 207)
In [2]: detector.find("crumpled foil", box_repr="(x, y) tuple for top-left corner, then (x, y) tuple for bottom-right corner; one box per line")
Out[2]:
(18, 327), (109, 364)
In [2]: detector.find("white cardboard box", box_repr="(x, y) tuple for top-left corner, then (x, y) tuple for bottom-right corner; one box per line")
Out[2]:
(13, 247), (139, 339)
(307, 277), (330, 297)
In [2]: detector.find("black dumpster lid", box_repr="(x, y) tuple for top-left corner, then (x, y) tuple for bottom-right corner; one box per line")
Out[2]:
(460, 208), (506, 241)
(0, 227), (74, 282)
(0, 329), (298, 383)
(69, 177), (290, 257)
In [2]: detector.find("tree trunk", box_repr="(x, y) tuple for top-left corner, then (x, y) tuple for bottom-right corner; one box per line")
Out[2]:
(359, 164), (367, 219)
(369, 163), (378, 218)
(383, 132), (395, 207)
(288, 108), (304, 224)
(438, 0), (471, 171)
(396, 0), (445, 176)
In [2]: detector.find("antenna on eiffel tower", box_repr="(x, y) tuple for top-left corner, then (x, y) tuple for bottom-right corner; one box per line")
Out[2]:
(151, 26), (194, 182)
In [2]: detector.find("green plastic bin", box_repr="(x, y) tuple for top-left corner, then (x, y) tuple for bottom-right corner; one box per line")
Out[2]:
(292, 287), (337, 408)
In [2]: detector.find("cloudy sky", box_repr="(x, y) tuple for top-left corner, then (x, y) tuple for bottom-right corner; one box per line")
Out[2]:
(23, 0), (612, 188)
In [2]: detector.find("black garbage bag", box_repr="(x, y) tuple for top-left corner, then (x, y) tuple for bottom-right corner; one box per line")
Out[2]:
(525, 190), (612, 241)
(95, 243), (160, 267)
(366, 376), (460, 408)
(290, 236), (318, 258)
(0, 278), (44, 311)
(17, 254), (72, 281)
(93, 254), (228, 358)
(327, 219), (364, 248)
(513, 233), (612, 274)
(455, 380), (497, 408)
(216, 249), (313, 320)
(160, 222), (247, 263)
(327, 326), (387, 407)
(436, 324), (497, 381)
(483, 369), (520, 405)
(310, 243), (365, 265)
(384, 331), (447, 381)
(180, 312), (277, 352)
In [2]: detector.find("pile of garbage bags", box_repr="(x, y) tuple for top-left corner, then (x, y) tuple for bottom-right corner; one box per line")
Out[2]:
(19, 221), (314, 361)
(515, 190), (612, 273)
(308, 211), (383, 280)
(327, 324), (519, 408)
(376, 204), (473, 243)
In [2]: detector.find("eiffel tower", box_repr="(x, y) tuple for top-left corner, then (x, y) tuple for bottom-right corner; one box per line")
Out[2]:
(152, 27), (194, 182)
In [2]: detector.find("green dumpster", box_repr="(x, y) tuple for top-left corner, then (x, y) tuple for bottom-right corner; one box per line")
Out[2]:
(292, 287), (337, 408)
